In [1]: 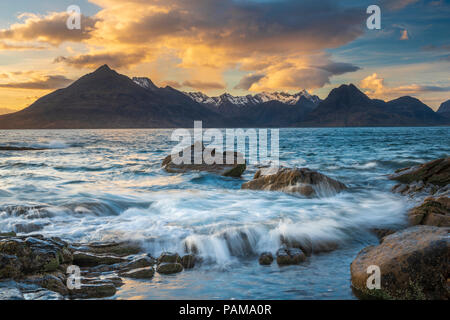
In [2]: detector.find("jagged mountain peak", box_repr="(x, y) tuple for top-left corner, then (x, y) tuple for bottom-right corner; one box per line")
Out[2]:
(184, 89), (321, 107)
(132, 77), (158, 90)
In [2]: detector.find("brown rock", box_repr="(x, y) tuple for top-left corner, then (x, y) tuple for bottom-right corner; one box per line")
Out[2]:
(389, 157), (450, 196)
(156, 263), (183, 274)
(258, 252), (274, 265)
(72, 251), (126, 267)
(157, 252), (181, 264)
(241, 168), (346, 197)
(181, 254), (196, 269)
(276, 248), (306, 266)
(350, 226), (449, 300)
(162, 142), (246, 177)
(119, 267), (155, 279)
(408, 197), (449, 227)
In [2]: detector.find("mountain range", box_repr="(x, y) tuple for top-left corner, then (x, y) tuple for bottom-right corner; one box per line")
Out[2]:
(0, 65), (448, 129)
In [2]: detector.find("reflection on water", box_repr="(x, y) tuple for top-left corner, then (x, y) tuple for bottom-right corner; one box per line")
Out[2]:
(0, 127), (449, 299)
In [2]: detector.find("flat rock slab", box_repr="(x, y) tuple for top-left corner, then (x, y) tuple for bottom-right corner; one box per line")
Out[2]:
(73, 251), (126, 267)
(350, 226), (449, 300)
(120, 267), (155, 279)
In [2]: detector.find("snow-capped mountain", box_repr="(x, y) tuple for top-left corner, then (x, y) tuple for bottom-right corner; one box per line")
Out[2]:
(132, 77), (158, 90)
(184, 90), (321, 107)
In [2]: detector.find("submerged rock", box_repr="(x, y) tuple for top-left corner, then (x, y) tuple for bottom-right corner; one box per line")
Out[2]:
(389, 157), (450, 197)
(156, 263), (184, 274)
(241, 167), (346, 197)
(0, 281), (24, 300)
(276, 247), (306, 266)
(162, 142), (246, 177)
(350, 226), (449, 300)
(0, 146), (44, 151)
(119, 267), (155, 279)
(258, 252), (274, 265)
(408, 196), (450, 227)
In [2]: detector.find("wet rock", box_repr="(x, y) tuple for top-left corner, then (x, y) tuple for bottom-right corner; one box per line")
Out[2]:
(0, 254), (22, 278)
(69, 281), (117, 299)
(258, 252), (274, 265)
(157, 252), (181, 264)
(181, 254), (196, 269)
(280, 236), (339, 255)
(408, 197), (449, 227)
(276, 248), (306, 266)
(24, 273), (69, 296)
(0, 237), (66, 273)
(371, 228), (396, 242)
(72, 251), (126, 267)
(242, 167), (346, 197)
(156, 263), (183, 274)
(0, 281), (24, 300)
(77, 241), (142, 257)
(0, 146), (45, 151)
(389, 157), (450, 197)
(350, 226), (449, 300)
(23, 289), (64, 300)
(162, 142), (246, 177)
(0, 231), (16, 237)
(120, 267), (155, 279)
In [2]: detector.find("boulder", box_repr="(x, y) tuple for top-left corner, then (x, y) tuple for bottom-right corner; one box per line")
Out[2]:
(156, 263), (183, 274)
(162, 142), (246, 177)
(389, 157), (450, 197)
(276, 248), (306, 266)
(119, 267), (155, 279)
(408, 197), (449, 227)
(0, 254), (22, 278)
(350, 226), (449, 300)
(157, 252), (181, 264)
(258, 252), (274, 265)
(181, 254), (196, 269)
(241, 167), (346, 197)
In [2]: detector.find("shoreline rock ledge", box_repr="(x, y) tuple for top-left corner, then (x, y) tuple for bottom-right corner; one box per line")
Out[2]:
(350, 226), (449, 300)
(241, 167), (347, 197)
(162, 142), (246, 177)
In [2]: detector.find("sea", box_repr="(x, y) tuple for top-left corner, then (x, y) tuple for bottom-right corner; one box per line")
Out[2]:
(0, 127), (448, 299)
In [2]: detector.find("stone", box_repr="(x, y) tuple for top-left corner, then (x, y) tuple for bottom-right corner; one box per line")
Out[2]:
(276, 248), (306, 266)
(350, 226), (449, 300)
(0, 254), (22, 279)
(0, 281), (24, 300)
(242, 167), (346, 197)
(120, 267), (155, 279)
(389, 157), (450, 197)
(258, 252), (274, 265)
(181, 254), (196, 269)
(162, 142), (246, 177)
(157, 252), (181, 264)
(156, 263), (183, 274)
(69, 281), (117, 299)
(408, 197), (449, 227)
(72, 251), (126, 267)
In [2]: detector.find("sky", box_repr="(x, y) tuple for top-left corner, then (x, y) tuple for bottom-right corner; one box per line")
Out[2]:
(0, 0), (449, 113)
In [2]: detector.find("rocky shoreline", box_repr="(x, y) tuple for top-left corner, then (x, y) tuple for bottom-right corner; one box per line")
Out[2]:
(1, 149), (449, 300)
(350, 157), (449, 300)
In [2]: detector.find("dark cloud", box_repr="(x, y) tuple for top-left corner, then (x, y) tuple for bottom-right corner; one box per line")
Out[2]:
(0, 75), (73, 90)
(182, 80), (226, 90)
(234, 74), (265, 90)
(316, 62), (361, 75)
(54, 51), (147, 69)
(110, 0), (365, 54)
